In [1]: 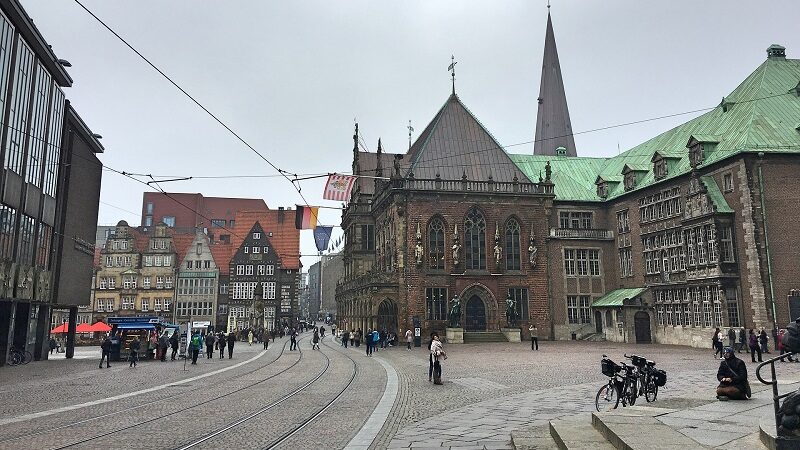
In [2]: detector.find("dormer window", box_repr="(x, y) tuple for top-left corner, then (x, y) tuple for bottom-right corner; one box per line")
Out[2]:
(556, 146), (567, 156)
(654, 159), (667, 180)
(624, 172), (636, 191)
(597, 182), (608, 198)
(689, 143), (703, 167)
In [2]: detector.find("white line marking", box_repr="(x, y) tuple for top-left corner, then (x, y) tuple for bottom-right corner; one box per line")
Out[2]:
(344, 354), (399, 449)
(0, 350), (267, 426)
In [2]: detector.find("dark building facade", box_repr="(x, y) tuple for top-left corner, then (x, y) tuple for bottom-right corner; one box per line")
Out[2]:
(227, 221), (297, 333)
(0, 0), (102, 364)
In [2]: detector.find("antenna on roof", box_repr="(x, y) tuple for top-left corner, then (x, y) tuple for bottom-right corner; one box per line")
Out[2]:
(547, 0), (550, 8)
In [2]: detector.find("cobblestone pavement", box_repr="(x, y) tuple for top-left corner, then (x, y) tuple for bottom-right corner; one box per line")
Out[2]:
(369, 340), (787, 449)
(0, 337), (791, 449)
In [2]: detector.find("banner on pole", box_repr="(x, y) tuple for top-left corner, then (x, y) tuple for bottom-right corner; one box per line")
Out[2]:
(314, 226), (333, 252)
(323, 174), (356, 201)
(295, 205), (319, 230)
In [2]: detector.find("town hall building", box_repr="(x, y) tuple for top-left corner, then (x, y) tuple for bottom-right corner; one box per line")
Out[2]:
(336, 11), (800, 347)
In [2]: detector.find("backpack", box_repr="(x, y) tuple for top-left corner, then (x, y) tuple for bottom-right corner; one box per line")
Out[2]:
(783, 322), (800, 353)
(191, 335), (201, 348)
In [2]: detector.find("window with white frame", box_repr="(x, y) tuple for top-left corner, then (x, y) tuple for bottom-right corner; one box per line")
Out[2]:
(141, 298), (149, 311)
(245, 265), (253, 275)
(105, 256), (113, 267)
(266, 265), (274, 275)
(236, 265), (244, 275)
(124, 256), (132, 267)
(263, 247), (269, 254)
(564, 249), (576, 276)
(163, 298), (172, 310)
(99, 277), (107, 289)
(187, 260), (193, 269)
(257, 265), (265, 275)
(253, 232), (261, 240)
(123, 275), (137, 289)
(106, 298), (115, 312)
(567, 295), (591, 324)
(142, 276), (151, 289)
(151, 241), (158, 250)
(159, 240), (167, 249)
(252, 246), (260, 254)
(144, 256), (153, 267)
(154, 298), (162, 311)
(96, 298), (105, 311)
(107, 277), (116, 289)
(244, 246), (249, 254)
(166, 276), (173, 289)
(155, 256), (163, 266)
(719, 226), (735, 262)
(264, 281), (276, 299)
(156, 276), (164, 289)
(121, 297), (135, 310)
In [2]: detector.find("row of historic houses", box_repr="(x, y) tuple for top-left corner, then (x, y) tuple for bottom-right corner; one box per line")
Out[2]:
(92, 215), (301, 334)
(335, 10), (800, 348)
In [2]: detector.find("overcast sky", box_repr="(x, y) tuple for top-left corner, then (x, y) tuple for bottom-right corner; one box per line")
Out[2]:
(20, 0), (799, 270)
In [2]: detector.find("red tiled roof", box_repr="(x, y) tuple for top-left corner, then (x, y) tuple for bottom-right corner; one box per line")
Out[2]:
(209, 243), (234, 270)
(171, 233), (196, 262)
(232, 210), (300, 270)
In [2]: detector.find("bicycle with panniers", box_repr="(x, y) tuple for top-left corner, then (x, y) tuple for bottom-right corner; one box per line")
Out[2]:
(596, 354), (667, 411)
(626, 354), (667, 403)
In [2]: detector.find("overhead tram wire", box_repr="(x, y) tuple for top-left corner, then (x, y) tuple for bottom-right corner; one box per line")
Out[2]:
(72, 0), (317, 208)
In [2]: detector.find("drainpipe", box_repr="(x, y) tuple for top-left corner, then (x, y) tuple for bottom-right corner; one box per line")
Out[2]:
(757, 153), (778, 333)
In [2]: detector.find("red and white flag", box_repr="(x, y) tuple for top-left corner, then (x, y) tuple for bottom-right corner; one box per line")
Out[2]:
(323, 174), (356, 201)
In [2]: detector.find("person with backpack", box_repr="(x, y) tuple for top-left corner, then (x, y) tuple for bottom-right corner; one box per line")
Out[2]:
(129, 336), (141, 368)
(372, 329), (379, 352)
(189, 331), (202, 365)
(227, 331), (236, 359)
(204, 332), (216, 359)
(158, 332), (169, 362)
(169, 331), (179, 361)
(99, 335), (112, 368)
(218, 332), (227, 359)
(749, 329), (762, 362)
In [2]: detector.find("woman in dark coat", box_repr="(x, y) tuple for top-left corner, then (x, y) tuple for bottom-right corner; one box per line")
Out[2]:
(227, 332), (236, 359)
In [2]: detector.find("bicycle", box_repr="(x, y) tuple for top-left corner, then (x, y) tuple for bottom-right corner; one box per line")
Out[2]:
(626, 354), (659, 402)
(596, 355), (629, 411)
(7, 346), (32, 366)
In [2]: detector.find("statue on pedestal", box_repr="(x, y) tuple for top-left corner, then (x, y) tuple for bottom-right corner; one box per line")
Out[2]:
(505, 295), (517, 327)
(448, 296), (462, 328)
(414, 222), (424, 266)
(493, 223), (502, 266)
(452, 224), (461, 266)
(528, 228), (538, 268)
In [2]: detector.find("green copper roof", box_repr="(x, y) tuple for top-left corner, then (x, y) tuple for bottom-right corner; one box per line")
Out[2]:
(511, 55), (800, 201)
(701, 176), (733, 213)
(592, 287), (648, 308)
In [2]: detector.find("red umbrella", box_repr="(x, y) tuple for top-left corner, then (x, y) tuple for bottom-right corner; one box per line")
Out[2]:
(50, 323), (68, 333)
(76, 323), (93, 333)
(88, 322), (111, 333)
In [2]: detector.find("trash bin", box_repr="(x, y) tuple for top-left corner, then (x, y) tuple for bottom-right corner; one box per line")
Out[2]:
(571, 332), (577, 340)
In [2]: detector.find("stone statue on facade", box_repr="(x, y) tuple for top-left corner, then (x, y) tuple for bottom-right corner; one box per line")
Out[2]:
(545, 161), (552, 181)
(452, 224), (461, 266)
(493, 223), (502, 265)
(448, 296), (462, 328)
(528, 228), (538, 268)
(506, 295), (517, 327)
(415, 222), (424, 266)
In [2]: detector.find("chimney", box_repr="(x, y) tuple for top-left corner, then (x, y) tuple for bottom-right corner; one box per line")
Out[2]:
(277, 206), (285, 223)
(767, 44), (786, 59)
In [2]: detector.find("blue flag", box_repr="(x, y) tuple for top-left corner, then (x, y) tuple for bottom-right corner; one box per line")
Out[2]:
(314, 226), (333, 252)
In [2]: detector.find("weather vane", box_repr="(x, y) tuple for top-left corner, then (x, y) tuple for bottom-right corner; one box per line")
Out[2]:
(448, 55), (457, 94)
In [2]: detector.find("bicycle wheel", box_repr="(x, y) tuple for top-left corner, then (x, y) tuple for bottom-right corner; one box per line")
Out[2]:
(645, 380), (659, 402)
(8, 352), (21, 366)
(626, 378), (638, 406)
(596, 383), (619, 412)
(22, 351), (33, 364)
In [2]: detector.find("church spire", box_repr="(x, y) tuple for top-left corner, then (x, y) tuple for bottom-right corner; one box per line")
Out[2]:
(533, 9), (577, 157)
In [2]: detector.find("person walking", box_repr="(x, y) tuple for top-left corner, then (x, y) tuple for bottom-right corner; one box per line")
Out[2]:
(218, 332), (227, 359)
(759, 329), (770, 354)
(169, 331), (179, 361)
(779, 329), (796, 362)
(99, 334), (112, 368)
(159, 332), (169, 362)
(749, 329), (762, 362)
(727, 327), (736, 350)
(205, 332), (216, 360)
(713, 328), (723, 359)
(263, 332), (269, 350)
(49, 337), (57, 355)
(372, 329), (379, 352)
(737, 327), (746, 353)
(248, 330), (254, 346)
(528, 324), (539, 351)
(342, 330), (350, 348)
(349, 329), (355, 347)
(289, 328), (298, 351)
(320, 326), (326, 338)
(430, 333), (446, 385)
(405, 329), (413, 351)
(365, 328), (374, 356)
(427, 332), (437, 381)
(355, 329), (362, 348)
(227, 331), (236, 359)
(312, 329), (320, 350)
(189, 331), (202, 365)
(129, 336), (141, 368)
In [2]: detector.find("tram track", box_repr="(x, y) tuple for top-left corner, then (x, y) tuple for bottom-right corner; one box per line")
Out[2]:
(173, 334), (359, 450)
(12, 336), (307, 450)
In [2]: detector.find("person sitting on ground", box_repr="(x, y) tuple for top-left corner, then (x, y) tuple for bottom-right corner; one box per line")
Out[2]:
(716, 347), (750, 401)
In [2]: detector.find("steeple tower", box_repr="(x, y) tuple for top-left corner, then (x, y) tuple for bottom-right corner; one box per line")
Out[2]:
(533, 8), (577, 157)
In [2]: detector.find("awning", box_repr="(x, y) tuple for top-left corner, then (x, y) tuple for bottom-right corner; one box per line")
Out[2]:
(50, 323), (68, 333)
(116, 324), (155, 330)
(88, 322), (112, 333)
(592, 287), (649, 308)
(76, 323), (93, 333)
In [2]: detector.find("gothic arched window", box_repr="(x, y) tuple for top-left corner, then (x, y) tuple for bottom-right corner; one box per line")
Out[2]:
(465, 208), (486, 270)
(505, 219), (521, 270)
(428, 218), (445, 269)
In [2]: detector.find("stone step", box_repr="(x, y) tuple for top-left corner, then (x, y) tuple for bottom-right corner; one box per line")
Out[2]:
(510, 426), (559, 449)
(592, 407), (705, 449)
(549, 413), (615, 449)
(463, 332), (508, 343)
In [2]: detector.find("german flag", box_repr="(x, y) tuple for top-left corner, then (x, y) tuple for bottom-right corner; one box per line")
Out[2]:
(295, 205), (319, 230)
